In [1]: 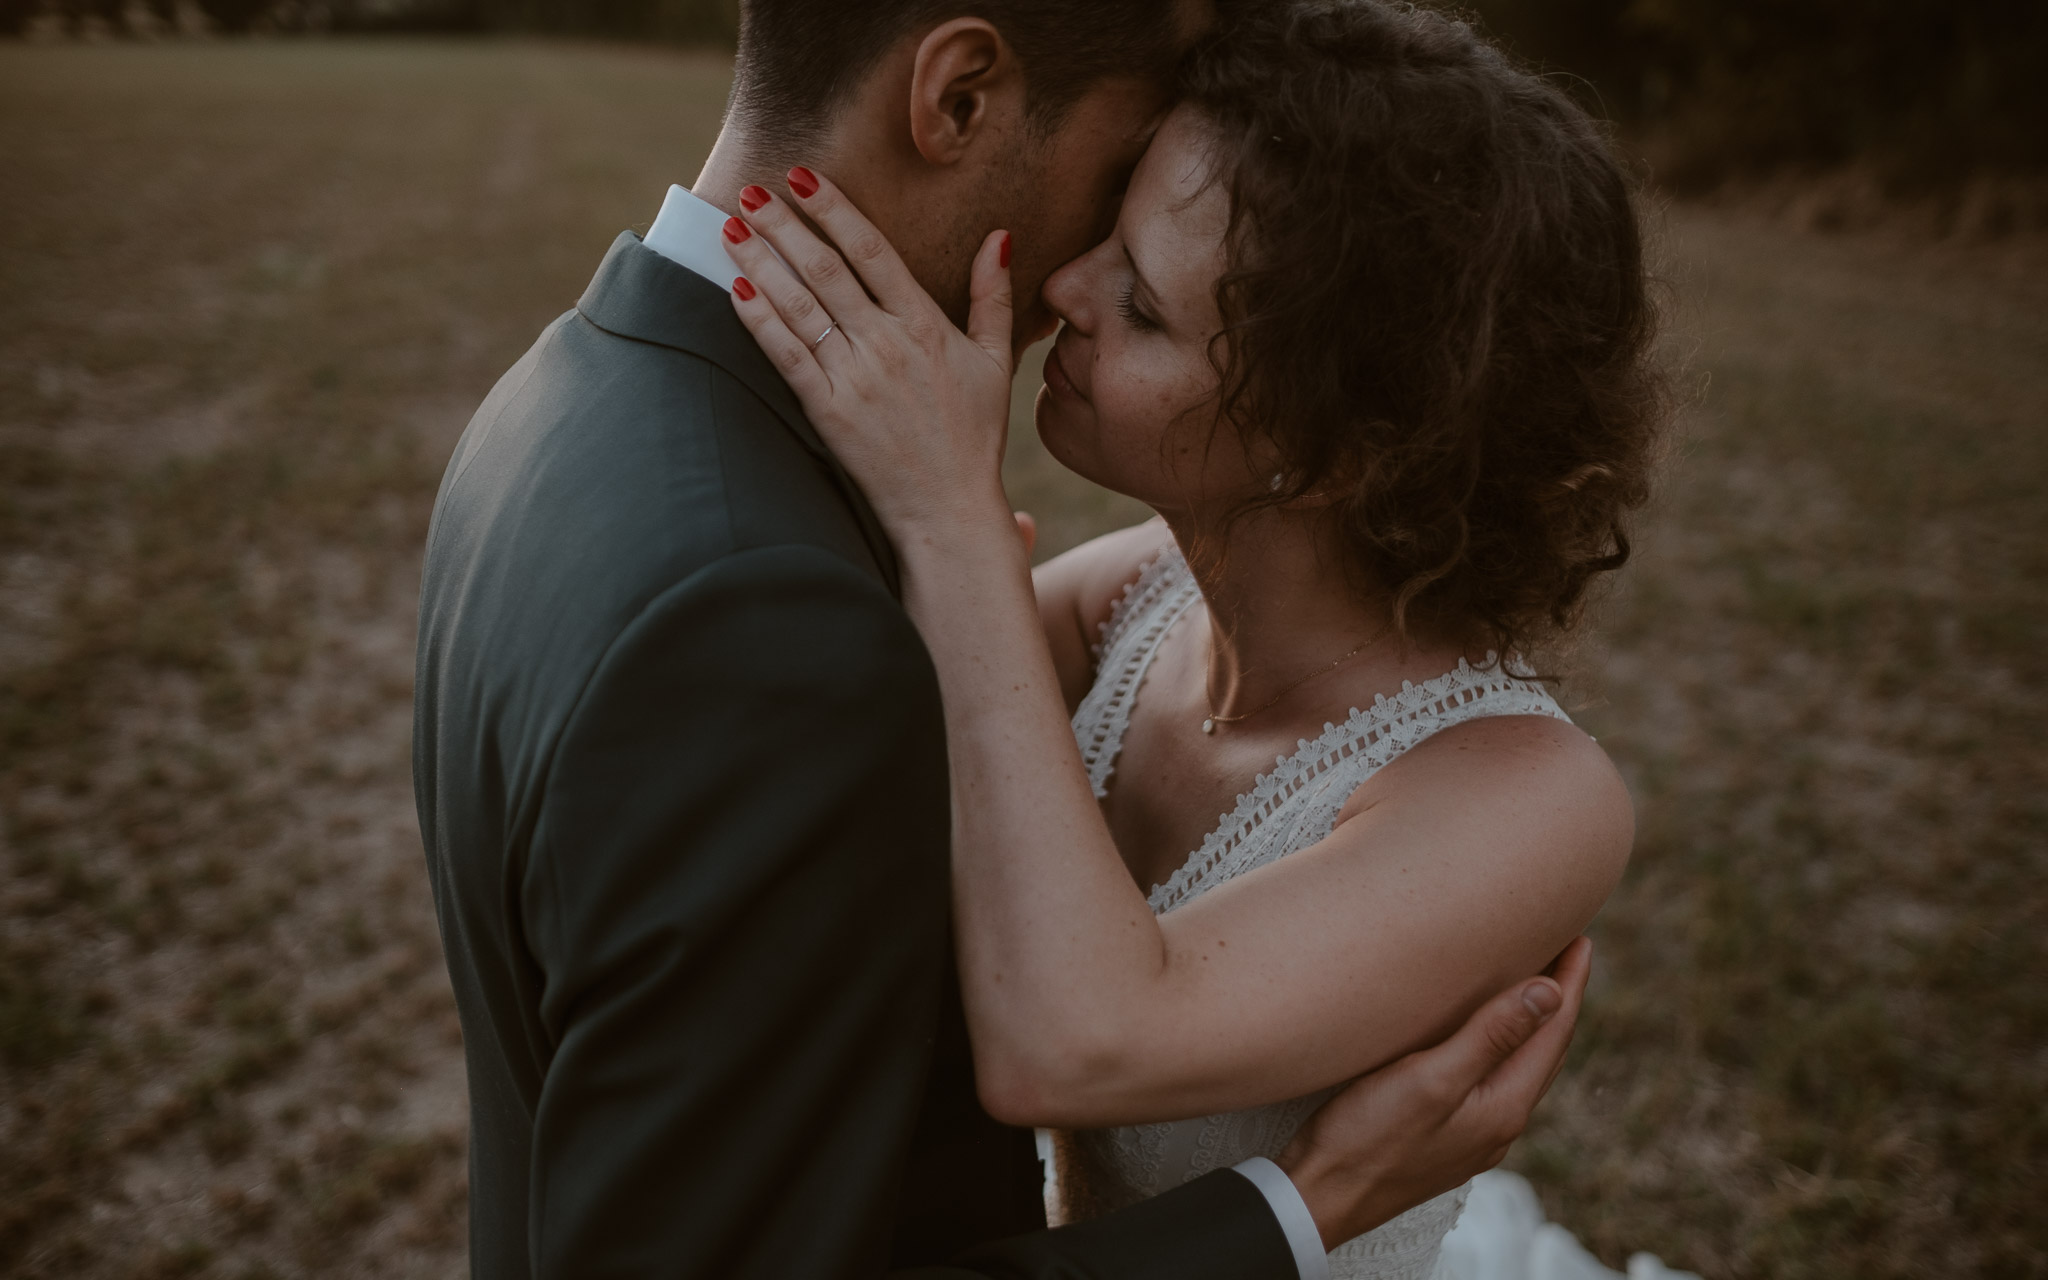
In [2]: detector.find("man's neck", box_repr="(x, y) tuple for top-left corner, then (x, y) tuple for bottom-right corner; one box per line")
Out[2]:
(692, 126), (845, 219)
(689, 122), (973, 330)
(687, 133), (751, 218)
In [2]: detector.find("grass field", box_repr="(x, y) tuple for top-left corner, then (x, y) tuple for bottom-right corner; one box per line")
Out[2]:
(1, 39), (2042, 1280)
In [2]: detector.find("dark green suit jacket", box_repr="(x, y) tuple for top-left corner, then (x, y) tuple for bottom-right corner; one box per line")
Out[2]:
(413, 232), (1300, 1278)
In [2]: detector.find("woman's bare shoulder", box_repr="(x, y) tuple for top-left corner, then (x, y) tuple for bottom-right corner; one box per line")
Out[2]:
(1033, 519), (1176, 711)
(1337, 711), (1634, 899)
(1035, 518), (1176, 643)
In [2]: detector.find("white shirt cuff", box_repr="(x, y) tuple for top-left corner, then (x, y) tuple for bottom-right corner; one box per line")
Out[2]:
(1231, 1156), (1331, 1280)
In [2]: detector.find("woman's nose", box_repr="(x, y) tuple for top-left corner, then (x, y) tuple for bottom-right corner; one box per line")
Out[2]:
(1042, 241), (1109, 335)
(1041, 259), (1084, 331)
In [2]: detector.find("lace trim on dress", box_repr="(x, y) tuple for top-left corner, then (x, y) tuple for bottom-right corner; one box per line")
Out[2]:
(1326, 1184), (1473, 1279)
(1146, 658), (1569, 913)
(1074, 545), (1202, 799)
(1090, 542), (1185, 661)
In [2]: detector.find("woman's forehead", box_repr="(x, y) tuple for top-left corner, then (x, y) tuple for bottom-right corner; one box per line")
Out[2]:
(1123, 109), (1230, 287)
(1132, 106), (1227, 211)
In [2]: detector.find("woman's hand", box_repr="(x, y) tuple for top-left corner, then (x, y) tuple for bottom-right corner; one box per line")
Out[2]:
(724, 168), (1017, 540)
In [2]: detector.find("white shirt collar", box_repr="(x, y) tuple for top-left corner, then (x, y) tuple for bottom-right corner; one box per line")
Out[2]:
(643, 184), (745, 291)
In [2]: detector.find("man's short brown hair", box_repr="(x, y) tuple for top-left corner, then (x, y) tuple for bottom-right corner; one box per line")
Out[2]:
(730, 0), (1191, 141)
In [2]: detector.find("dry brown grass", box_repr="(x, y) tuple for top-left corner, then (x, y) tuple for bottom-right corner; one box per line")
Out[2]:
(1, 37), (2041, 1280)
(0, 37), (728, 1278)
(1520, 209), (2048, 1279)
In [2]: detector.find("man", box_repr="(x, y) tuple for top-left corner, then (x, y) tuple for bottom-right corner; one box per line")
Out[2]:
(414, 1), (1589, 1275)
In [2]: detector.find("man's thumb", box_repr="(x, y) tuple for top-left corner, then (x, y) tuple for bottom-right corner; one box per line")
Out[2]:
(1443, 977), (1561, 1088)
(968, 230), (1015, 362)
(1490, 979), (1561, 1061)
(1521, 978), (1563, 1021)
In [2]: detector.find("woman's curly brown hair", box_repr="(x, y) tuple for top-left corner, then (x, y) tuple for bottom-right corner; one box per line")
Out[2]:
(1183, 0), (1668, 658)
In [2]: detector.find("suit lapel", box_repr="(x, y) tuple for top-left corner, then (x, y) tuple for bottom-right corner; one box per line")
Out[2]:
(575, 232), (902, 595)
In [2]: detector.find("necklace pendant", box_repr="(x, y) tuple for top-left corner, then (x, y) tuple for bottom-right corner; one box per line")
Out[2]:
(1201, 717), (1216, 735)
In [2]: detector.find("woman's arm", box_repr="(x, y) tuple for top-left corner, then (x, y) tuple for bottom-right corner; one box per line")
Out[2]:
(720, 174), (1631, 1128)
(896, 512), (1629, 1127)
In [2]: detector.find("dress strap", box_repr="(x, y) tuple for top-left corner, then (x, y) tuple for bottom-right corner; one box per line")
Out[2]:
(1148, 658), (1570, 912)
(1072, 545), (1201, 799)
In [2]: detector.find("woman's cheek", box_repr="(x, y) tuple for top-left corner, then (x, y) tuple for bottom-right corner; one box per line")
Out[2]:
(1034, 342), (1216, 503)
(1087, 386), (1181, 497)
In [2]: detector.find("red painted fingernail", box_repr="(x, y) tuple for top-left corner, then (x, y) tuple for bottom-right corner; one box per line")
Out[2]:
(787, 166), (819, 199)
(740, 185), (771, 212)
(999, 232), (1012, 269)
(733, 276), (756, 301)
(724, 216), (750, 244)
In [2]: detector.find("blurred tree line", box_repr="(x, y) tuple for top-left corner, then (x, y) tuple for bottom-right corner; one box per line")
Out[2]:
(1464, 0), (2048, 185)
(0, 0), (738, 40)
(5, 0), (2043, 186)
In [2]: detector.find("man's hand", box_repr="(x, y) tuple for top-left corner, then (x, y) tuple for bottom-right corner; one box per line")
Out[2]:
(1276, 937), (1594, 1248)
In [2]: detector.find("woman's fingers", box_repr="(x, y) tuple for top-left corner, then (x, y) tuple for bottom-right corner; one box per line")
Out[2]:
(735, 176), (884, 329)
(721, 215), (844, 360)
(728, 275), (833, 402)
(779, 167), (930, 318)
(720, 169), (1017, 539)
(967, 229), (1016, 366)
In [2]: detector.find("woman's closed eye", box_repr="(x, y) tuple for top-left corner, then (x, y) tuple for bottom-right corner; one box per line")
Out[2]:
(1116, 283), (1162, 334)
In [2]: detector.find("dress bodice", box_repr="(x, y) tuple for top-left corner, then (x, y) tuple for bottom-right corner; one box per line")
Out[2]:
(1054, 544), (1572, 1280)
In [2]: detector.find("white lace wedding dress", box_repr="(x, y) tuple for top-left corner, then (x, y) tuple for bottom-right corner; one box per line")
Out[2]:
(1045, 545), (1697, 1280)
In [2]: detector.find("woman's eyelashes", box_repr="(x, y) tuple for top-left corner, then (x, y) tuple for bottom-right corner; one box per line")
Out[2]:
(1115, 283), (1162, 334)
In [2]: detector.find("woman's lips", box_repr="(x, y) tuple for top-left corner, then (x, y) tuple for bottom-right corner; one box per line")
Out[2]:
(1044, 341), (1085, 403)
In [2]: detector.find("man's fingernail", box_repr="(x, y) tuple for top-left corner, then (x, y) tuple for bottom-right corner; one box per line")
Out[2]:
(787, 166), (820, 199)
(999, 232), (1012, 269)
(740, 184), (771, 212)
(733, 277), (755, 301)
(724, 216), (750, 244)
(1521, 981), (1562, 1020)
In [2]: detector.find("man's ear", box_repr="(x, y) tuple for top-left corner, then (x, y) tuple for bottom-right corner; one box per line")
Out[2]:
(907, 17), (1024, 166)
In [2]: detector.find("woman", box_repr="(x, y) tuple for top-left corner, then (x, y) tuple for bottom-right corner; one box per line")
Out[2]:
(724, 2), (1673, 1275)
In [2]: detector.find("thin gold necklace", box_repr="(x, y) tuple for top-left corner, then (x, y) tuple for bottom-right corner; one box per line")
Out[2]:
(1202, 624), (1390, 735)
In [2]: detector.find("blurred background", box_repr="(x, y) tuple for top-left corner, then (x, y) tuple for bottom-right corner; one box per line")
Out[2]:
(0, 3), (2041, 1277)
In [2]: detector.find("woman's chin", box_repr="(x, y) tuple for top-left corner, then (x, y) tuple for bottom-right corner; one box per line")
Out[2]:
(1033, 393), (1099, 478)
(1033, 405), (1145, 505)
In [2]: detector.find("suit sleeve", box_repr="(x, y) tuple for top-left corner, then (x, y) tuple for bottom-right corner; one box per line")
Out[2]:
(523, 543), (1302, 1280)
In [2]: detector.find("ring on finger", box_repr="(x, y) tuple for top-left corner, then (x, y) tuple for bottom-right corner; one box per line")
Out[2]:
(807, 322), (837, 351)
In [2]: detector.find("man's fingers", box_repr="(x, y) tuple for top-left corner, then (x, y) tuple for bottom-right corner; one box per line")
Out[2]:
(1013, 511), (1037, 556)
(1467, 999), (1575, 1158)
(1546, 935), (1594, 989)
(1406, 939), (1595, 1125)
(1475, 942), (1591, 1124)
(1455, 976), (1561, 1087)
(967, 230), (1015, 365)
(1537, 938), (1592, 1095)
(780, 166), (929, 317)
